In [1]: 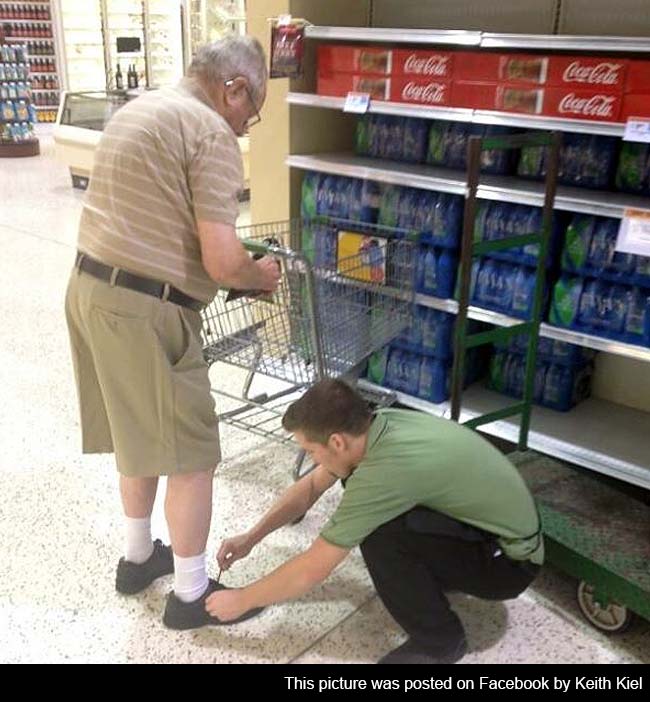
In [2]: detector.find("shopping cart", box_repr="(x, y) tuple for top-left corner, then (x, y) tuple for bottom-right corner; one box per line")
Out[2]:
(200, 217), (418, 478)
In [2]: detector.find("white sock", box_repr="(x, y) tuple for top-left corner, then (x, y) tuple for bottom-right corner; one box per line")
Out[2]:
(124, 516), (154, 564)
(173, 552), (209, 603)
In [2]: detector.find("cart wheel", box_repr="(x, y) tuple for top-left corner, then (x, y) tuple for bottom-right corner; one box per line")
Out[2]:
(576, 581), (633, 634)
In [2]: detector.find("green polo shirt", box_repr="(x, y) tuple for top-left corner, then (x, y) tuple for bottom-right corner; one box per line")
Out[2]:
(320, 409), (543, 564)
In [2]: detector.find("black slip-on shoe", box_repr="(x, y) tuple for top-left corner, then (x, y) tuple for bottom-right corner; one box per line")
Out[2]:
(115, 539), (174, 595)
(162, 578), (264, 630)
(378, 638), (467, 664)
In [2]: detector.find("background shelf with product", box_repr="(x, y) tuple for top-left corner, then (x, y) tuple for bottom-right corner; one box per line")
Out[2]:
(0, 39), (39, 155)
(0, 0), (61, 121)
(267, 1), (650, 492)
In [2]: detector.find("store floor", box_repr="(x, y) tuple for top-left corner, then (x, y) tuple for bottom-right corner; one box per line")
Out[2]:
(1, 138), (649, 664)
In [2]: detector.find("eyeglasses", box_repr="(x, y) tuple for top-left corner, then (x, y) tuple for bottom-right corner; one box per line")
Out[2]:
(224, 78), (262, 128)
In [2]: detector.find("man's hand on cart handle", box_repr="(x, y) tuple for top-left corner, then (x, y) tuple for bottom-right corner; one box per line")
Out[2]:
(255, 256), (281, 293)
(217, 533), (255, 571)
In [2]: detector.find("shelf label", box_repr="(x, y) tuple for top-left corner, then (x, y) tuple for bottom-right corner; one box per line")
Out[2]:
(616, 208), (650, 257)
(343, 91), (371, 114)
(623, 117), (650, 143)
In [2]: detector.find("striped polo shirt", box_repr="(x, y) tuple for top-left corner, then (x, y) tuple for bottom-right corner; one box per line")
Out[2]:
(77, 77), (244, 303)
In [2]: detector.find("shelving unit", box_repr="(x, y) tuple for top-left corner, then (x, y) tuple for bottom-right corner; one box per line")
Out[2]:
(0, 40), (39, 155)
(1, 1), (62, 120)
(287, 22), (650, 490)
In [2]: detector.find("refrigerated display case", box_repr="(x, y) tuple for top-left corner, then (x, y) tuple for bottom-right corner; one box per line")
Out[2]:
(58, 0), (186, 92)
(188, 0), (245, 57)
(59, 0), (105, 92)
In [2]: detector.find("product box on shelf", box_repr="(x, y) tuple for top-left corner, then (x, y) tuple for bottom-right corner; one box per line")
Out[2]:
(547, 56), (628, 93)
(620, 93), (650, 121)
(392, 49), (454, 80)
(454, 52), (549, 84)
(317, 72), (391, 100)
(452, 81), (545, 114)
(390, 76), (452, 106)
(317, 45), (393, 75)
(542, 87), (622, 122)
(625, 60), (650, 94)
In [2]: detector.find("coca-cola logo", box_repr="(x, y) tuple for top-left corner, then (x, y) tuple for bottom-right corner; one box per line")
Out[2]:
(403, 54), (449, 77)
(402, 81), (447, 104)
(562, 61), (623, 86)
(558, 93), (616, 118)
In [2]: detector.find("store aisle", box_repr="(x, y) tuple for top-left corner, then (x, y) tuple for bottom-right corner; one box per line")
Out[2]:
(0, 139), (648, 664)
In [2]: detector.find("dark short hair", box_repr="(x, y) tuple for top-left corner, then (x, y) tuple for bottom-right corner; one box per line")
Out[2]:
(282, 380), (372, 445)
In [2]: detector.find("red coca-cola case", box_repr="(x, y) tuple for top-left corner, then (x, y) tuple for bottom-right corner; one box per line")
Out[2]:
(317, 73), (391, 101)
(391, 76), (452, 106)
(454, 51), (549, 84)
(392, 49), (454, 80)
(543, 88), (622, 122)
(317, 45), (393, 75)
(547, 56), (627, 93)
(451, 81), (544, 114)
(621, 93), (650, 121)
(625, 61), (650, 94)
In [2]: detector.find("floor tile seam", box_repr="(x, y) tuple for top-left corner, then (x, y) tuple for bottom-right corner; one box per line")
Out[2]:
(286, 592), (378, 664)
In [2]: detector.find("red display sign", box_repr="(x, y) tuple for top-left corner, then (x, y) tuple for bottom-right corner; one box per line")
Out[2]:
(547, 56), (627, 93)
(317, 45), (393, 75)
(454, 52), (549, 84)
(392, 49), (454, 79)
(391, 76), (452, 106)
(317, 73), (391, 101)
(625, 60), (650, 94)
(452, 81), (544, 114)
(621, 93), (650, 121)
(543, 88), (622, 122)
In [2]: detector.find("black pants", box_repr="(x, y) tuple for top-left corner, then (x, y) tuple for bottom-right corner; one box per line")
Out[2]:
(359, 508), (540, 655)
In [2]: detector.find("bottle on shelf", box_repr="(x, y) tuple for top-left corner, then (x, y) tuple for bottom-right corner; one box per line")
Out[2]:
(115, 63), (124, 90)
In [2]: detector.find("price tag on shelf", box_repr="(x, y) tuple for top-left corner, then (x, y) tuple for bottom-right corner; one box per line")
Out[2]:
(623, 117), (650, 143)
(343, 92), (371, 114)
(616, 208), (650, 257)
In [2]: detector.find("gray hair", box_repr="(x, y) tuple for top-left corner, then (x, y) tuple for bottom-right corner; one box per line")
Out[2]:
(188, 35), (268, 102)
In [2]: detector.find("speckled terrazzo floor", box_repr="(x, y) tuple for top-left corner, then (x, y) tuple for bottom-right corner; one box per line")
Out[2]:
(1, 137), (648, 664)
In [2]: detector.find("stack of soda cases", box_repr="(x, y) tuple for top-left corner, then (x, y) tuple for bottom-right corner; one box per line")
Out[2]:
(0, 43), (37, 143)
(487, 337), (595, 412)
(548, 214), (650, 347)
(365, 306), (488, 404)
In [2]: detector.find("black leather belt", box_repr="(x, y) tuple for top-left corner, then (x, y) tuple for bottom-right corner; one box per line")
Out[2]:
(75, 252), (204, 312)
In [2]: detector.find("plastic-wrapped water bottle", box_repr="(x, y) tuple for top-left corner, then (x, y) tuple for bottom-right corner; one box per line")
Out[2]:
(562, 215), (596, 273)
(378, 185), (402, 229)
(436, 250), (457, 299)
(602, 285), (628, 336)
(432, 194), (463, 248)
(421, 247), (438, 295)
(577, 279), (601, 333)
(397, 188), (417, 232)
(549, 276), (584, 329)
(511, 266), (536, 319)
(402, 118), (429, 163)
(301, 171), (321, 220)
(414, 191), (436, 241)
(384, 117), (405, 161)
(386, 348), (404, 391)
(402, 352), (421, 395)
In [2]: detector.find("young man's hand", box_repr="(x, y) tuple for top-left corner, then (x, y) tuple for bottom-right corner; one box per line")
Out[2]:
(205, 587), (250, 621)
(217, 532), (254, 571)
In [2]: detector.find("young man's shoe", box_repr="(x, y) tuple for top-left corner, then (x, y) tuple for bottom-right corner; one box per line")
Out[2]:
(115, 539), (174, 595)
(378, 637), (467, 664)
(162, 578), (264, 630)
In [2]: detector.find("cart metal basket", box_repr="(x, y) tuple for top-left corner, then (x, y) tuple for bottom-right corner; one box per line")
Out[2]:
(200, 218), (417, 471)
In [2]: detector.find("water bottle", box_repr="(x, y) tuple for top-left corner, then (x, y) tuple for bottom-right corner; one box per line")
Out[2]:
(397, 188), (417, 233)
(431, 194), (463, 249)
(521, 207), (543, 264)
(549, 276), (583, 329)
(577, 279), (601, 333)
(386, 348), (404, 391)
(378, 185), (401, 229)
(317, 175), (337, 217)
(587, 217), (616, 275)
(603, 284), (627, 336)
(474, 201), (491, 244)
(384, 116), (405, 161)
(633, 255), (650, 287)
(488, 350), (509, 394)
(402, 118), (429, 163)
(418, 355), (436, 401)
(430, 359), (449, 403)
(301, 171), (321, 220)
(335, 177), (352, 220)
(436, 250), (457, 299)
(624, 287), (647, 343)
(366, 346), (390, 386)
(414, 191), (436, 241)
(421, 247), (438, 295)
(615, 142), (650, 195)
(511, 266), (536, 319)
(562, 215), (594, 273)
(402, 352), (421, 395)
(355, 114), (373, 157)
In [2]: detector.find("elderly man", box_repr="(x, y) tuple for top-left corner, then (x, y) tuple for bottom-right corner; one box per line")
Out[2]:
(207, 379), (542, 663)
(65, 36), (279, 630)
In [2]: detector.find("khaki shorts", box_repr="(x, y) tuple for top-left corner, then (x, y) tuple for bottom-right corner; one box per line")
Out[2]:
(65, 267), (220, 477)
